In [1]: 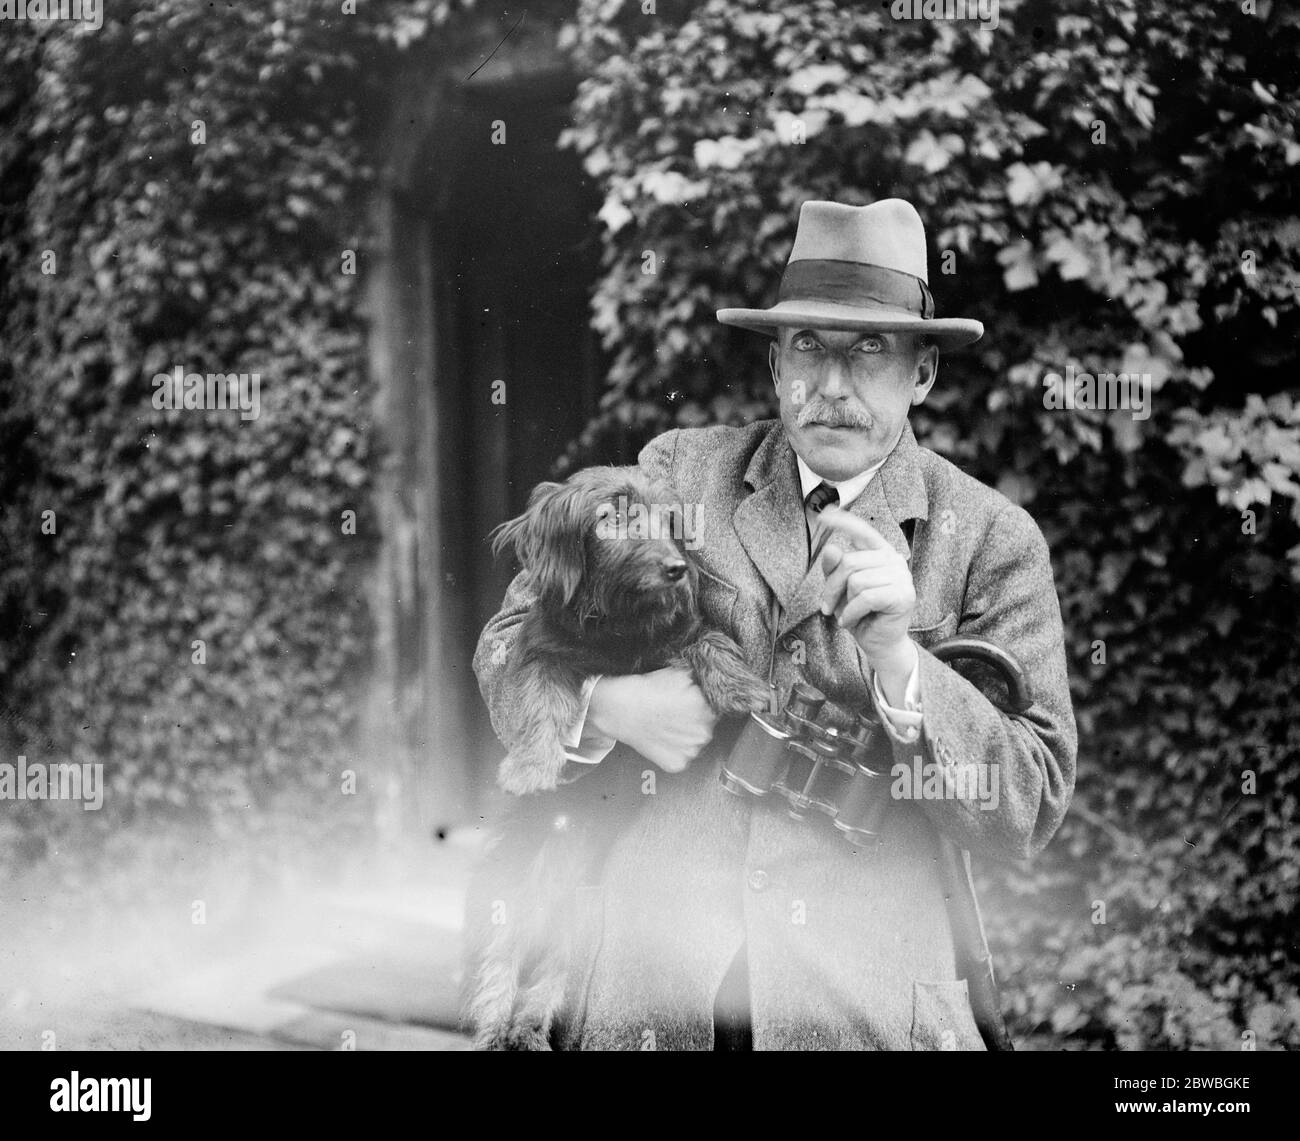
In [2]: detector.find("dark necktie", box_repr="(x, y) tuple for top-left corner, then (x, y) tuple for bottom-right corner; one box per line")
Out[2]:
(805, 482), (839, 515)
(804, 482), (840, 565)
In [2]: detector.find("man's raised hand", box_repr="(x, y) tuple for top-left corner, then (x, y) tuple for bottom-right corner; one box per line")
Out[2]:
(818, 505), (918, 703)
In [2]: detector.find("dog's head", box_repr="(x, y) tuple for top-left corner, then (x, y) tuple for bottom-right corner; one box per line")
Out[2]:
(491, 466), (700, 625)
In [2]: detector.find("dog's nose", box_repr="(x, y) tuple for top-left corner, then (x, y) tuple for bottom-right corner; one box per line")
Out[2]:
(663, 558), (687, 582)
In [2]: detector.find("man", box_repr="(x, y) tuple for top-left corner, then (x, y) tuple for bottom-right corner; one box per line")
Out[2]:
(474, 198), (1077, 1050)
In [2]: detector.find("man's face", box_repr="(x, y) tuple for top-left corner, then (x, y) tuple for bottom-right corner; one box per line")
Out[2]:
(770, 327), (938, 481)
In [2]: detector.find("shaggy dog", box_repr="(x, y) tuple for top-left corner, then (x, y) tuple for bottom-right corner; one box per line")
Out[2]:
(463, 465), (768, 1050)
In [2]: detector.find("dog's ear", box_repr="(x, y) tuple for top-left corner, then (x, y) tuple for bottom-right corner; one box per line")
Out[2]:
(488, 484), (553, 568)
(490, 480), (589, 606)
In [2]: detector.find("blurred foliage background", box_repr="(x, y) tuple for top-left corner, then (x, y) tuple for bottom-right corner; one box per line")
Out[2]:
(0, 2), (424, 862)
(1, 0), (1297, 1049)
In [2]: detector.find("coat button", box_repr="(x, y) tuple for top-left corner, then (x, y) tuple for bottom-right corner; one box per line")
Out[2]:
(780, 635), (799, 653)
(747, 869), (769, 892)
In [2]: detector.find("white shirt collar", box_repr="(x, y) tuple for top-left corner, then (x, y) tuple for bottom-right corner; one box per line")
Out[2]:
(795, 451), (888, 511)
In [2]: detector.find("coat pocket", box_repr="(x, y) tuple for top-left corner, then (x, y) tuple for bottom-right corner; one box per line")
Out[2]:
(908, 977), (986, 1051)
(695, 565), (739, 629)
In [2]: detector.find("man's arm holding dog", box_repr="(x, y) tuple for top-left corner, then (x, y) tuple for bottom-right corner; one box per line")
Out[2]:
(473, 430), (719, 777)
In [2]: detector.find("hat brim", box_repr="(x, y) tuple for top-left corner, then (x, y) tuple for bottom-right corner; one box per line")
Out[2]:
(717, 300), (983, 350)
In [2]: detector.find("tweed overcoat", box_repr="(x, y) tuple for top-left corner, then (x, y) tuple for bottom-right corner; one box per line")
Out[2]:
(473, 418), (1077, 1050)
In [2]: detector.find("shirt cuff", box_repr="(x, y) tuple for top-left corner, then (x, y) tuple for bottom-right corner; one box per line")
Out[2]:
(870, 658), (923, 746)
(562, 675), (618, 764)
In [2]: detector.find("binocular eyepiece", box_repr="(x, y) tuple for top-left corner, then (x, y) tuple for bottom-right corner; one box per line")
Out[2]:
(721, 681), (894, 844)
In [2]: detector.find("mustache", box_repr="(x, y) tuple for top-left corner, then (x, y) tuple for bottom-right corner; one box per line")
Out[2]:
(795, 400), (874, 430)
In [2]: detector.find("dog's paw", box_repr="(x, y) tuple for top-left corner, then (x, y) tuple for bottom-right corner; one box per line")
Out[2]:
(481, 1023), (552, 1052)
(681, 631), (770, 715)
(714, 672), (772, 715)
(497, 746), (568, 795)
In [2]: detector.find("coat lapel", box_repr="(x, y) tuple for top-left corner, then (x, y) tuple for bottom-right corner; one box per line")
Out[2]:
(732, 423), (809, 620)
(733, 421), (930, 637)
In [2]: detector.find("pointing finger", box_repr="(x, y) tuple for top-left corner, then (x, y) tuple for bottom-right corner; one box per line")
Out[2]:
(819, 505), (893, 552)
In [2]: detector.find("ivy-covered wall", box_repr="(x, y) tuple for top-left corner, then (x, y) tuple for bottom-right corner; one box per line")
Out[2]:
(0, 2), (483, 847)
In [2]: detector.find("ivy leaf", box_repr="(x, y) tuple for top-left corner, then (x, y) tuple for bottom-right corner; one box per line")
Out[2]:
(1005, 161), (1063, 208)
(998, 240), (1039, 291)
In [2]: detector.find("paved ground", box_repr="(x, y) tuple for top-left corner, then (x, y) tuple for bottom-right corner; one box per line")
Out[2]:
(133, 880), (473, 1051)
(0, 831), (481, 1051)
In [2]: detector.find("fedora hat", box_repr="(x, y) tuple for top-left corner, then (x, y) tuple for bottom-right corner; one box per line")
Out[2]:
(716, 198), (983, 349)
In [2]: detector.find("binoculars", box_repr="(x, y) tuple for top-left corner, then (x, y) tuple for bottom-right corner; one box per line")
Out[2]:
(720, 636), (1033, 845)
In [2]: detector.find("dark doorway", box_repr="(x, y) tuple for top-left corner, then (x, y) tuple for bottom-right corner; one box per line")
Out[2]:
(432, 70), (605, 801)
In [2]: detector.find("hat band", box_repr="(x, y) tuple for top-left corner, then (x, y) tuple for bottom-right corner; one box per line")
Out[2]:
(777, 259), (935, 319)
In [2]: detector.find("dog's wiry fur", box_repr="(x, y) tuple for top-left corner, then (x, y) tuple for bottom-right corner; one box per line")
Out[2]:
(463, 466), (768, 1050)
